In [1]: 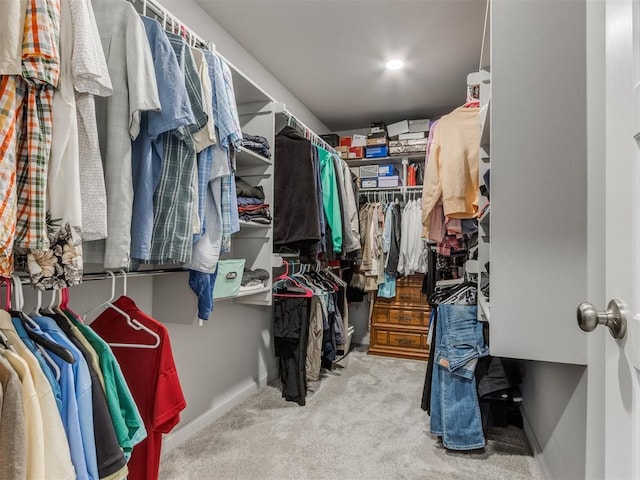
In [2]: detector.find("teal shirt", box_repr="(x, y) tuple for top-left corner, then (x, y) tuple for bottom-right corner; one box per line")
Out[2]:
(67, 313), (147, 458)
(318, 147), (343, 252)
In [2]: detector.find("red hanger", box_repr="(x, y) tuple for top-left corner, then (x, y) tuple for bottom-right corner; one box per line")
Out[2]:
(0, 277), (11, 311)
(273, 262), (314, 298)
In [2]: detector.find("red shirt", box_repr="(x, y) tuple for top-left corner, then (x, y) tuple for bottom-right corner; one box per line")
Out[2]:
(91, 296), (186, 480)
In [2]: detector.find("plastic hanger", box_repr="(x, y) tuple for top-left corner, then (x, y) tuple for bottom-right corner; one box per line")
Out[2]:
(84, 271), (161, 349)
(273, 262), (313, 298)
(0, 277), (11, 311)
(11, 275), (71, 371)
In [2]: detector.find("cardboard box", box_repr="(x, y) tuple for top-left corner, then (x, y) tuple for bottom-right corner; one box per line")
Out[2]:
(336, 145), (349, 153)
(387, 120), (410, 138)
(367, 137), (388, 146)
(409, 119), (430, 133)
(366, 145), (389, 158)
(378, 175), (399, 188)
(339, 136), (352, 147)
(389, 144), (428, 155)
(348, 146), (364, 159)
(361, 177), (378, 189)
(320, 133), (339, 147)
(338, 150), (350, 159)
(360, 165), (379, 178)
(398, 132), (426, 141)
(378, 164), (399, 177)
(389, 138), (429, 147)
(351, 134), (367, 147)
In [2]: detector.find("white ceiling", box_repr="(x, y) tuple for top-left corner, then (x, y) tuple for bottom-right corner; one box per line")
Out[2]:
(196, 0), (487, 132)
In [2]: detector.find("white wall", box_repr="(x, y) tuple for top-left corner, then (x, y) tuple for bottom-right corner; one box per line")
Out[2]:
(159, 0), (329, 134)
(521, 362), (587, 480)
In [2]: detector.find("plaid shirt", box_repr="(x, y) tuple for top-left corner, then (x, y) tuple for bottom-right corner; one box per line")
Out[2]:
(0, 75), (23, 276)
(149, 33), (207, 264)
(15, 0), (60, 251)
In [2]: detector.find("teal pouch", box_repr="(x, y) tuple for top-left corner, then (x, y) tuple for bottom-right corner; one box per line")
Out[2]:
(213, 259), (246, 299)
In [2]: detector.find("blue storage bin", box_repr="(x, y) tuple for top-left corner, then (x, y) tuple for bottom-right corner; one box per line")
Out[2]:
(366, 145), (389, 158)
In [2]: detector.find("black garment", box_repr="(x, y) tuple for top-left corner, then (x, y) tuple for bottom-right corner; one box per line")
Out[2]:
(235, 176), (265, 200)
(273, 297), (311, 406)
(321, 294), (338, 369)
(50, 313), (127, 477)
(241, 268), (270, 286)
(274, 126), (322, 246)
(421, 308), (437, 413)
(386, 204), (402, 275)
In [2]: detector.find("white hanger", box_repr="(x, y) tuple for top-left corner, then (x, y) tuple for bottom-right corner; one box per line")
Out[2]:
(11, 275), (61, 381)
(84, 271), (161, 349)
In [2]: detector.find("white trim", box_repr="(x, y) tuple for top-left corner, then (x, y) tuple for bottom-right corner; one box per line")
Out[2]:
(522, 410), (552, 480)
(161, 367), (279, 455)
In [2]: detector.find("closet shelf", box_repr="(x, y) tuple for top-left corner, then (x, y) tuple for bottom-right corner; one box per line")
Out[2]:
(215, 285), (271, 302)
(239, 220), (272, 230)
(345, 154), (425, 167)
(236, 146), (272, 167)
(479, 205), (491, 226)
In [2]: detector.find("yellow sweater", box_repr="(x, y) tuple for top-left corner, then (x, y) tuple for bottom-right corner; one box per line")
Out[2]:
(421, 106), (480, 238)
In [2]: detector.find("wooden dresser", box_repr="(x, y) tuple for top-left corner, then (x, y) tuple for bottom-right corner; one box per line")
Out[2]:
(368, 275), (430, 361)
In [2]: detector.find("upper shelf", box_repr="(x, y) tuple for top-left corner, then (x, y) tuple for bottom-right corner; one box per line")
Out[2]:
(236, 146), (272, 167)
(346, 154), (426, 167)
(227, 60), (273, 106)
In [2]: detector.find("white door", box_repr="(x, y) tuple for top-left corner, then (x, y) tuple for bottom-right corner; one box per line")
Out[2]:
(583, 0), (640, 478)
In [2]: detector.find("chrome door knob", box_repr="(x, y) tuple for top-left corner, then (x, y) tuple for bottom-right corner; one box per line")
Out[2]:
(577, 299), (628, 339)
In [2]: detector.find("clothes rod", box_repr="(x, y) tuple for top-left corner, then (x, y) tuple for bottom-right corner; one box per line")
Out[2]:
(14, 268), (188, 286)
(273, 102), (337, 155)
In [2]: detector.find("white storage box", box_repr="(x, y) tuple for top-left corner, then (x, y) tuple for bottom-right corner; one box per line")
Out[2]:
(409, 119), (430, 133)
(378, 176), (399, 188)
(387, 120), (409, 138)
(359, 165), (379, 178)
(361, 177), (378, 188)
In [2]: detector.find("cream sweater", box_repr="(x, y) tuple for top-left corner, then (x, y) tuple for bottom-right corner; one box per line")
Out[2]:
(421, 106), (480, 238)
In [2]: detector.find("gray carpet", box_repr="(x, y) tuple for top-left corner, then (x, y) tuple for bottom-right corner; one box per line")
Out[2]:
(160, 351), (542, 480)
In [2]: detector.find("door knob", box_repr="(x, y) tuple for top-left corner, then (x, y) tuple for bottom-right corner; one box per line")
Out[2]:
(577, 299), (628, 339)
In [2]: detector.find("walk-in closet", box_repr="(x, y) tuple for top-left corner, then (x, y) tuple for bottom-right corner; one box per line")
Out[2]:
(1, 0), (636, 478)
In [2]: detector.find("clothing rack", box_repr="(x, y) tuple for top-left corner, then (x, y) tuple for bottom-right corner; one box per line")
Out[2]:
(12, 268), (187, 286)
(273, 102), (338, 156)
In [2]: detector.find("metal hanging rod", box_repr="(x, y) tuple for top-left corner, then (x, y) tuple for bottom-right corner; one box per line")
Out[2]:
(273, 102), (337, 156)
(13, 268), (188, 286)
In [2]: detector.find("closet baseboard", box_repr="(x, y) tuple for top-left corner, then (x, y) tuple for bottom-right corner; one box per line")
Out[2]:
(521, 410), (553, 480)
(162, 367), (279, 455)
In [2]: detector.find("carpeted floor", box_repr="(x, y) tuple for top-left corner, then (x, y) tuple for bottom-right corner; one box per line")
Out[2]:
(159, 351), (542, 480)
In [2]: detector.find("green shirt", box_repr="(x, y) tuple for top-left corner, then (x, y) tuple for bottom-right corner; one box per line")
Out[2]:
(318, 147), (343, 252)
(68, 312), (146, 457)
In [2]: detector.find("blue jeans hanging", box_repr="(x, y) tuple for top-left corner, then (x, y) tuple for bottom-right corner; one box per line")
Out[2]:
(430, 304), (488, 450)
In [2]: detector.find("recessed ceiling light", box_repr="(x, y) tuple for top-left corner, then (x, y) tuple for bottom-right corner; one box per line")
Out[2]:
(386, 59), (404, 71)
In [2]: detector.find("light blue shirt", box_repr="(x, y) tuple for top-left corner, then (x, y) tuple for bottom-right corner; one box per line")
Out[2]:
(12, 318), (62, 414)
(205, 50), (242, 150)
(35, 316), (98, 480)
(131, 17), (194, 260)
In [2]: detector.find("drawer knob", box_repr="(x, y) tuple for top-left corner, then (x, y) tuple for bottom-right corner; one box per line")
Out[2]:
(400, 294), (411, 299)
(399, 316), (412, 322)
(397, 338), (415, 346)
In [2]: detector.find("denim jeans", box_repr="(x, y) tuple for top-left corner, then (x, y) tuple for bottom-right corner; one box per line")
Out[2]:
(189, 266), (219, 321)
(430, 304), (488, 450)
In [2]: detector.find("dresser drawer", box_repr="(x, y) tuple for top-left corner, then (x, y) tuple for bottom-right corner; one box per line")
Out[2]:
(376, 285), (426, 307)
(388, 308), (423, 327)
(374, 328), (423, 349)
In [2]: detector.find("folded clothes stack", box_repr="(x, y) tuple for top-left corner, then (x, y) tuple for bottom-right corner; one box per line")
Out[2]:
(241, 133), (271, 158)
(240, 268), (270, 292)
(236, 176), (272, 225)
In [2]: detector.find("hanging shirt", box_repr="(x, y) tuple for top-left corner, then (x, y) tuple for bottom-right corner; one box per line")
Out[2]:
(35, 315), (98, 480)
(130, 17), (194, 262)
(71, 0), (112, 242)
(90, 296), (186, 480)
(14, 0), (61, 253)
(0, 354), (26, 480)
(0, 75), (22, 278)
(0, 312), (75, 480)
(12, 317), (63, 413)
(85, 0), (160, 269)
(421, 107), (480, 238)
(318, 147), (343, 253)
(0, 346), (46, 480)
(70, 313), (147, 458)
(0, 0), (27, 75)
(24, 0), (84, 290)
(149, 32), (207, 264)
